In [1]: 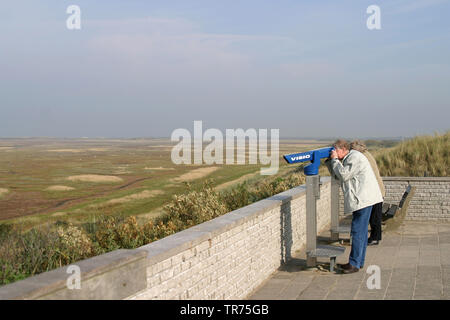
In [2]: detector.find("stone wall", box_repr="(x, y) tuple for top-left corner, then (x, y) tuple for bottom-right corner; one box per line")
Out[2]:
(0, 177), (333, 300)
(383, 177), (450, 221)
(339, 177), (450, 221)
(128, 177), (331, 300)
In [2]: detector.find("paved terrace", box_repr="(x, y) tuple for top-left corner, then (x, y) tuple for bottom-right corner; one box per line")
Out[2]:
(248, 220), (450, 300)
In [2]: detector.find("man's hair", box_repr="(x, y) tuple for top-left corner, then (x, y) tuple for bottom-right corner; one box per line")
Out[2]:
(349, 140), (368, 152)
(333, 139), (349, 150)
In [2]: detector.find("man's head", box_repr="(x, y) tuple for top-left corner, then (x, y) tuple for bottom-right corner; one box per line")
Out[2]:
(333, 139), (350, 160)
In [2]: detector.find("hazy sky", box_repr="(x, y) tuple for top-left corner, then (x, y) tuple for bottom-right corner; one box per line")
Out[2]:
(1, 0), (449, 138)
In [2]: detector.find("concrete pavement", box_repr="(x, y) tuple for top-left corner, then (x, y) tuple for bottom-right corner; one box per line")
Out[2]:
(248, 220), (450, 300)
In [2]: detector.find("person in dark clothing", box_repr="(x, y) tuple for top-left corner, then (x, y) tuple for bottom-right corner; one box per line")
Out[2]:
(368, 202), (383, 244)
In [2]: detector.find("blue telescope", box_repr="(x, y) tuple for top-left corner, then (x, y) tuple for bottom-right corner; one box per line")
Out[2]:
(283, 147), (334, 176)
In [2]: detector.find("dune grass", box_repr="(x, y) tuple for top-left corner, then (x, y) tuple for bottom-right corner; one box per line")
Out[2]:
(374, 131), (449, 177)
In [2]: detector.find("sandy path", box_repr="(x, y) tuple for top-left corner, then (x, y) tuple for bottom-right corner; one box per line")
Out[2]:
(48, 148), (110, 153)
(215, 172), (260, 191)
(174, 167), (219, 182)
(106, 190), (163, 205)
(66, 175), (123, 183)
(45, 185), (75, 191)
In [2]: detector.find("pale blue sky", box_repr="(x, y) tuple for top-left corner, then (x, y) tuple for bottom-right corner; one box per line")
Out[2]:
(1, 0), (449, 138)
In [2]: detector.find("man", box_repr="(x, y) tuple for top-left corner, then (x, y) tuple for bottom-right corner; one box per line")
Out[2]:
(350, 140), (385, 245)
(328, 139), (383, 274)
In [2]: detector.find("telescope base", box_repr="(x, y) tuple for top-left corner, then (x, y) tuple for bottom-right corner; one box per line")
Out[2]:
(330, 225), (351, 241)
(307, 245), (346, 272)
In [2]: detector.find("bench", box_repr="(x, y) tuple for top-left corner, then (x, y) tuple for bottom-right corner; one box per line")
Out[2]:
(332, 184), (414, 244)
(382, 184), (413, 221)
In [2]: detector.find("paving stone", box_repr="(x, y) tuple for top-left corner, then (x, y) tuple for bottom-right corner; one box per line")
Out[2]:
(325, 289), (357, 300)
(420, 237), (439, 246)
(277, 275), (314, 300)
(385, 284), (414, 298)
(401, 237), (420, 246)
(418, 258), (441, 266)
(438, 236), (450, 244)
(387, 271), (416, 284)
(334, 278), (365, 289)
(356, 283), (387, 296)
(387, 280), (415, 291)
(414, 282), (443, 298)
(413, 294), (443, 300)
(248, 292), (279, 300)
(393, 258), (418, 269)
(441, 265), (450, 283)
(384, 293), (414, 300)
(442, 287), (450, 299)
(440, 246), (450, 264)
(247, 221), (450, 300)
(354, 290), (385, 300)
(296, 291), (327, 300)
(398, 249), (419, 256)
(370, 261), (396, 270)
(379, 242), (399, 248)
(296, 276), (337, 300)
(272, 272), (296, 280)
(416, 266), (442, 279)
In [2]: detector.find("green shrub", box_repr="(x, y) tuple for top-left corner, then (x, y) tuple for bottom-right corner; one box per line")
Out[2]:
(162, 180), (228, 226)
(220, 183), (252, 211)
(116, 216), (145, 249)
(92, 215), (123, 252)
(0, 226), (60, 284)
(56, 223), (94, 264)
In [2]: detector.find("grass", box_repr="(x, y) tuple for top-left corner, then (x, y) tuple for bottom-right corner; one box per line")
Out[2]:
(373, 131), (449, 177)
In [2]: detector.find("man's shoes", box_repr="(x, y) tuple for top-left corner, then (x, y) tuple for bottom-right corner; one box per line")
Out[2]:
(368, 240), (379, 246)
(339, 263), (352, 270)
(342, 266), (359, 274)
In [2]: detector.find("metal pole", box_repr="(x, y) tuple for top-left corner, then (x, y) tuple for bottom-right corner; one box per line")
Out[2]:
(306, 175), (319, 267)
(330, 176), (340, 241)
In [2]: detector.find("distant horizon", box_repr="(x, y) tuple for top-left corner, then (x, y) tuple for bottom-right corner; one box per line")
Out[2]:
(1, 134), (437, 141)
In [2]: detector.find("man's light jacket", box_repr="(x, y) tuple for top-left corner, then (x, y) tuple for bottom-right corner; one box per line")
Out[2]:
(330, 150), (383, 214)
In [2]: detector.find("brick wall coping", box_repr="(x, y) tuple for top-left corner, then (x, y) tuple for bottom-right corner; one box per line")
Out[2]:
(382, 176), (450, 182)
(0, 249), (147, 300)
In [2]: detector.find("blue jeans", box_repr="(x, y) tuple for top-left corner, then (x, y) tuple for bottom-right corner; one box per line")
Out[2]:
(349, 205), (373, 269)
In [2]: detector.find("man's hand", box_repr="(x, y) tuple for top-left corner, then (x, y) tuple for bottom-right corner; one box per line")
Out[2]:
(330, 149), (338, 159)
